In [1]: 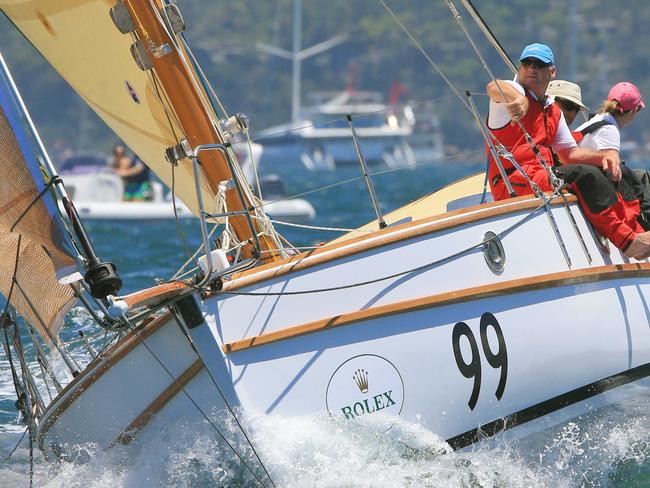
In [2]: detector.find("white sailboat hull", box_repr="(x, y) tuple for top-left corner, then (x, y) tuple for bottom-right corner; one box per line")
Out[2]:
(36, 196), (650, 459)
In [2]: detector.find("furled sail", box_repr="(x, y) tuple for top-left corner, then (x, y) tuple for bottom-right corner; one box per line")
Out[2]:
(0, 55), (78, 342)
(0, 0), (284, 261)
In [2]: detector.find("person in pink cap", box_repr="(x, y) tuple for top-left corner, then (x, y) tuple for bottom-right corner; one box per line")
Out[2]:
(569, 81), (650, 259)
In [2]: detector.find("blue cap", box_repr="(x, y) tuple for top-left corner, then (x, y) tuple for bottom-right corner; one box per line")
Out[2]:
(519, 43), (554, 65)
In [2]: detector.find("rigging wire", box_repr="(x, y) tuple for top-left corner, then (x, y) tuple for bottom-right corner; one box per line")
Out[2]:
(2, 426), (28, 461)
(253, 215), (373, 234)
(458, 0), (517, 74)
(170, 162), (194, 262)
(251, 95), (454, 143)
(378, 0), (472, 113)
(172, 311), (279, 488)
(257, 148), (483, 211)
(121, 316), (275, 488)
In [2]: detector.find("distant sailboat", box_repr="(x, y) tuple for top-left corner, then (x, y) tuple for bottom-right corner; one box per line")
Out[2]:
(0, 3), (648, 484)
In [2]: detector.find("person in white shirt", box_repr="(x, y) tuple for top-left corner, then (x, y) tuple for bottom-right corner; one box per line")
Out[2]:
(553, 81), (650, 259)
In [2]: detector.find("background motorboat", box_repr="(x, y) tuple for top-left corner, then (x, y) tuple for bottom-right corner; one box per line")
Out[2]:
(59, 143), (315, 222)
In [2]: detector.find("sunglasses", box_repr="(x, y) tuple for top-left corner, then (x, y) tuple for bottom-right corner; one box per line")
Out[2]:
(520, 58), (552, 69)
(556, 98), (581, 113)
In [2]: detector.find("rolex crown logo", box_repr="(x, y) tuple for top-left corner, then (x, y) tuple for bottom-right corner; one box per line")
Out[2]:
(353, 369), (369, 393)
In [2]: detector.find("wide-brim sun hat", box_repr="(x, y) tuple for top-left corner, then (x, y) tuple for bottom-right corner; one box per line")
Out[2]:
(546, 80), (589, 110)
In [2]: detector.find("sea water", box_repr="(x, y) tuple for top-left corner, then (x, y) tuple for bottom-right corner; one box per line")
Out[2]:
(1, 163), (649, 487)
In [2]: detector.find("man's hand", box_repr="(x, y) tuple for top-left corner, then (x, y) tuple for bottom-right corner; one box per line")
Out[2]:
(506, 95), (529, 123)
(601, 154), (621, 182)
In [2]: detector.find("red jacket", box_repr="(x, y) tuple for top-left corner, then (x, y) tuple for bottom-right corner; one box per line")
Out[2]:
(487, 90), (563, 197)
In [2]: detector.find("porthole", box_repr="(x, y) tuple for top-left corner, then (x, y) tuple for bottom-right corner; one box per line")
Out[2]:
(482, 231), (505, 273)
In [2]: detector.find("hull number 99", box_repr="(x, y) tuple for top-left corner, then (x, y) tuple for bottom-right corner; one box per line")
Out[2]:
(452, 312), (508, 410)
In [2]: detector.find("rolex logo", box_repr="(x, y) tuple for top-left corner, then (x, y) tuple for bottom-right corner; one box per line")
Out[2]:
(353, 369), (369, 393)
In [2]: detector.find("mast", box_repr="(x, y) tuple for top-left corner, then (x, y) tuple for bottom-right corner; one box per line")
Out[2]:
(123, 0), (282, 262)
(292, 0), (302, 124)
(257, 0), (347, 125)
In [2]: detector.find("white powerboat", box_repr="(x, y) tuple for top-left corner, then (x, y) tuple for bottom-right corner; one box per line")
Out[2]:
(58, 145), (314, 222)
(260, 90), (419, 170)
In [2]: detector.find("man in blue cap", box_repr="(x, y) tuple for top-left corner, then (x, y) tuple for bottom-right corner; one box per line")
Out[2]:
(486, 42), (617, 201)
(485, 43), (650, 258)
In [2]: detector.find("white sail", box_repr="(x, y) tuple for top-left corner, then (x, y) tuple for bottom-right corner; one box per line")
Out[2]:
(0, 0), (213, 216)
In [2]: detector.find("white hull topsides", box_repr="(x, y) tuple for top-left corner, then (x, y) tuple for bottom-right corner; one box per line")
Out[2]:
(37, 195), (650, 459)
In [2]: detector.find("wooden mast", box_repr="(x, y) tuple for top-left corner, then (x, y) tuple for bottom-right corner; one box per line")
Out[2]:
(124, 0), (281, 262)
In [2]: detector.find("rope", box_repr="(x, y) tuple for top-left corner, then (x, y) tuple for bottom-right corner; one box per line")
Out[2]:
(10, 176), (61, 232)
(254, 215), (373, 234)
(379, 0), (472, 112)
(2, 426), (28, 461)
(220, 200), (546, 297)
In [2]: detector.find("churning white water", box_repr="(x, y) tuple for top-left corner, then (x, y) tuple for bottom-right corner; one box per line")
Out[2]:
(1, 400), (648, 487)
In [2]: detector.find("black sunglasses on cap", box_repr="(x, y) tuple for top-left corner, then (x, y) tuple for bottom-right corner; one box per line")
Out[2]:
(520, 58), (552, 69)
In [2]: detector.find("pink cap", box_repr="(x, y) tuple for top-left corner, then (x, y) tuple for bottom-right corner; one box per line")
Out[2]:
(608, 82), (645, 113)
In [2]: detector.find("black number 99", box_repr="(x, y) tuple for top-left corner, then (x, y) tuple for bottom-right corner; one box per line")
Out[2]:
(451, 312), (508, 410)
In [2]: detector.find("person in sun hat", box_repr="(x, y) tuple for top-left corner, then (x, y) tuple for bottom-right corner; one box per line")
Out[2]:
(486, 44), (650, 258)
(549, 79), (650, 259)
(546, 80), (588, 126)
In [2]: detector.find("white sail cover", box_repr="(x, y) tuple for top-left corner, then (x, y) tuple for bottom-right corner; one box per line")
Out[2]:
(0, 1), (214, 215)
(0, 58), (78, 342)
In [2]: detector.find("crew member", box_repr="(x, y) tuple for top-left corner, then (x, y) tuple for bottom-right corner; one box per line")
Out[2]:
(112, 145), (152, 201)
(486, 44), (650, 258)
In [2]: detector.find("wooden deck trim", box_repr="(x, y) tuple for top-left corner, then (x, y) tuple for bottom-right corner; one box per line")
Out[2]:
(221, 195), (575, 292)
(120, 280), (192, 310)
(111, 359), (203, 447)
(38, 311), (174, 447)
(222, 263), (650, 353)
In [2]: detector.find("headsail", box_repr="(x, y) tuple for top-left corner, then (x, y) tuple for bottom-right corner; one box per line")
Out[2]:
(0, 0), (284, 261)
(0, 54), (78, 343)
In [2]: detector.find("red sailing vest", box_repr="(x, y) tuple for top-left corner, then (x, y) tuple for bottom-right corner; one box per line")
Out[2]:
(487, 89), (563, 200)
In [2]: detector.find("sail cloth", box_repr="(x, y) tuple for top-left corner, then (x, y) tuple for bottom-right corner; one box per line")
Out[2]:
(0, 0), (214, 216)
(0, 61), (78, 343)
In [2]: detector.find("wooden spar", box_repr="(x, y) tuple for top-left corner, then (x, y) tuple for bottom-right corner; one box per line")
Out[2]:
(124, 0), (281, 261)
